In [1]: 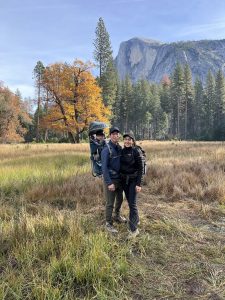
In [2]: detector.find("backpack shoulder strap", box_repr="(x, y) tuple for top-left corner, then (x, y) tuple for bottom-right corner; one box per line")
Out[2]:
(105, 142), (113, 158)
(136, 145), (146, 156)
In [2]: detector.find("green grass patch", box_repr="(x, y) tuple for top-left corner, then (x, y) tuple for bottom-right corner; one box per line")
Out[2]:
(0, 153), (90, 197)
(0, 210), (130, 299)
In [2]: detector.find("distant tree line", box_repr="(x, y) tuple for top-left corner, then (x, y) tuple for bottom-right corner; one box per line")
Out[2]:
(111, 64), (225, 141)
(1, 62), (225, 143)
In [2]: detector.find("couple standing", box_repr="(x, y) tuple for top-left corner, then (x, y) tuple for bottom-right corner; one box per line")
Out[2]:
(101, 127), (143, 237)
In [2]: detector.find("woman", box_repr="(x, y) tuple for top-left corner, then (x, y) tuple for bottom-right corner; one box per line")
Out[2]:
(120, 132), (143, 238)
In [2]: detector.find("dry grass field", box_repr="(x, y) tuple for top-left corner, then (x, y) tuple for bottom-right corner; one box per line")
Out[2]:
(1, 141), (225, 299)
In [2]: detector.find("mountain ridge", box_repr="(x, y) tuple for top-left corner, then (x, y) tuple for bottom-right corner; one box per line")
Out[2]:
(115, 37), (225, 82)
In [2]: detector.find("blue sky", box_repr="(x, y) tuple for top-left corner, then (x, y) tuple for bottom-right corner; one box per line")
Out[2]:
(1, 0), (225, 99)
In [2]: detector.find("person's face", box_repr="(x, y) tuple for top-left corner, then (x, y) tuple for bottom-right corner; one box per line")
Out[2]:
(110, 131), (120, 143)
(96, 134), (104, 141)
(123, 136), (134, 147)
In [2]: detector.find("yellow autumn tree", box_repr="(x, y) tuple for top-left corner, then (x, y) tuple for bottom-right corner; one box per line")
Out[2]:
(0, 85), (31, 143)
(40, 60), (110, 142)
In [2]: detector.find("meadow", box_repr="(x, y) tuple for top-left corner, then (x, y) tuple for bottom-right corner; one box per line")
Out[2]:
(0, 142), (225, 299)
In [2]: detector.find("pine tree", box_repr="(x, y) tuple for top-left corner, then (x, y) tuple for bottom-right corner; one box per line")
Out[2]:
(93, 17), (117, 108)
(214, 69), (225, 139)
(194, 77), (204, 139)
(115, 76), (133, 133)
(183, 64), (194, 139)
(150, 84), (166, 139)
(160, 75), (172, 114)
(33, 104), (45, 141)
(203, 71), (215, 139)
(117, 80), (126, 132)
(160, 75), (172, 138)
(139, 80), (153, 139)
(33, 61), (45, 142)
(171, 63), (185, 138)
(93, 17), (113, 79)
(131, 80), (152, 139)
(154, 107), (168, 139)
(100, 57), (118, 107)
(131, 81), (142, 137)
(111, 78), (122, 127)
(124, 76), (134, 132)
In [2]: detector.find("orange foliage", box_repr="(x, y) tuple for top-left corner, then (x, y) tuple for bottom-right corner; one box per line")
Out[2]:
(161, 74), (171, 86)
(0, 86), (32, 143)
(40, 60), (110, 142)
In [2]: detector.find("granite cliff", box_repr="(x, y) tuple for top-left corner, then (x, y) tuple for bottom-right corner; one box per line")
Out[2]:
(115, 37), (225, 82)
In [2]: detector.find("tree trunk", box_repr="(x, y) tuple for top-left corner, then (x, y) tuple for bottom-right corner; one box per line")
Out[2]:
(44, 90), (49, 142)
(36, 76), (41, 142)
(74, 132), (80, 143)
(177, 97), (180, 139)
(184, 98), (188, 140)
(57, 100), (75, 143)
(68, 132), (76, 143)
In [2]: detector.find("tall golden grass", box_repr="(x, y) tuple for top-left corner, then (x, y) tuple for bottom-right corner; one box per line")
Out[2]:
(141, 141), (225, 203)
(1, 141), (225, 299)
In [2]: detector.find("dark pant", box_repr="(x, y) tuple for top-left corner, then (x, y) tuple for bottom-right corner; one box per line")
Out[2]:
(122, 179), (139, 232)
(104, 179), (123, 225)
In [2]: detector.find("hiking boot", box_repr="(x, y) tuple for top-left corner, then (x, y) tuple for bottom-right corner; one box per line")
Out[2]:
(105, 222), (118, 234)
(113, 215), (127, 223)
(128, 229), (139, 239)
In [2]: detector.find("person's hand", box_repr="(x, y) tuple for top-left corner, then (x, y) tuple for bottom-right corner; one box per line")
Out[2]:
(93, 154), (99, 161)
(136, 185), (141, 193)
(108, 184), (115, 191)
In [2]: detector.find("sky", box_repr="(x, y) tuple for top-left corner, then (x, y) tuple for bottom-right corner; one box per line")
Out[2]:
(1, 0), (225, 99)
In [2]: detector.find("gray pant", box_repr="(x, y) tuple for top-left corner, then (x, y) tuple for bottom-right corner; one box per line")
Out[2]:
(104, 179), (123, 225)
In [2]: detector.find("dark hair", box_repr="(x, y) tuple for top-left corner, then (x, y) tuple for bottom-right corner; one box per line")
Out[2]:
(96, 130), (104, 136)
(123, 134), (136, 146)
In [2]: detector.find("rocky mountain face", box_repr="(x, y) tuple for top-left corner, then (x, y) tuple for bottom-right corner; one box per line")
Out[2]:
(115, 37), (225, 82)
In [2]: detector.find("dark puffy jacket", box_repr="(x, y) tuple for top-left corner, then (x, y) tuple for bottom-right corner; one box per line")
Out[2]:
(101, 140), (122, 185)
(120, 146), (143, 186)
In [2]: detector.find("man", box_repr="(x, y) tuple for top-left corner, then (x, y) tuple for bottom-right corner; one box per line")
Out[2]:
(101, 127), (126, 233)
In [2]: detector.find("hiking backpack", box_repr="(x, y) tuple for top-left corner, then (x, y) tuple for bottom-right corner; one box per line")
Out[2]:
(88, 121), (108, 177)
(89, 138), (106, 177)
(135, 145), (147, 175)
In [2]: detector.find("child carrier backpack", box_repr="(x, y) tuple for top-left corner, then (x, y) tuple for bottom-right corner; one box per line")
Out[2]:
(88, 121), (108, 177)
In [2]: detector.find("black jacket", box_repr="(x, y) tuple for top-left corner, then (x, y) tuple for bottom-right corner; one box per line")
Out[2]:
(120, 146), (143, 186)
